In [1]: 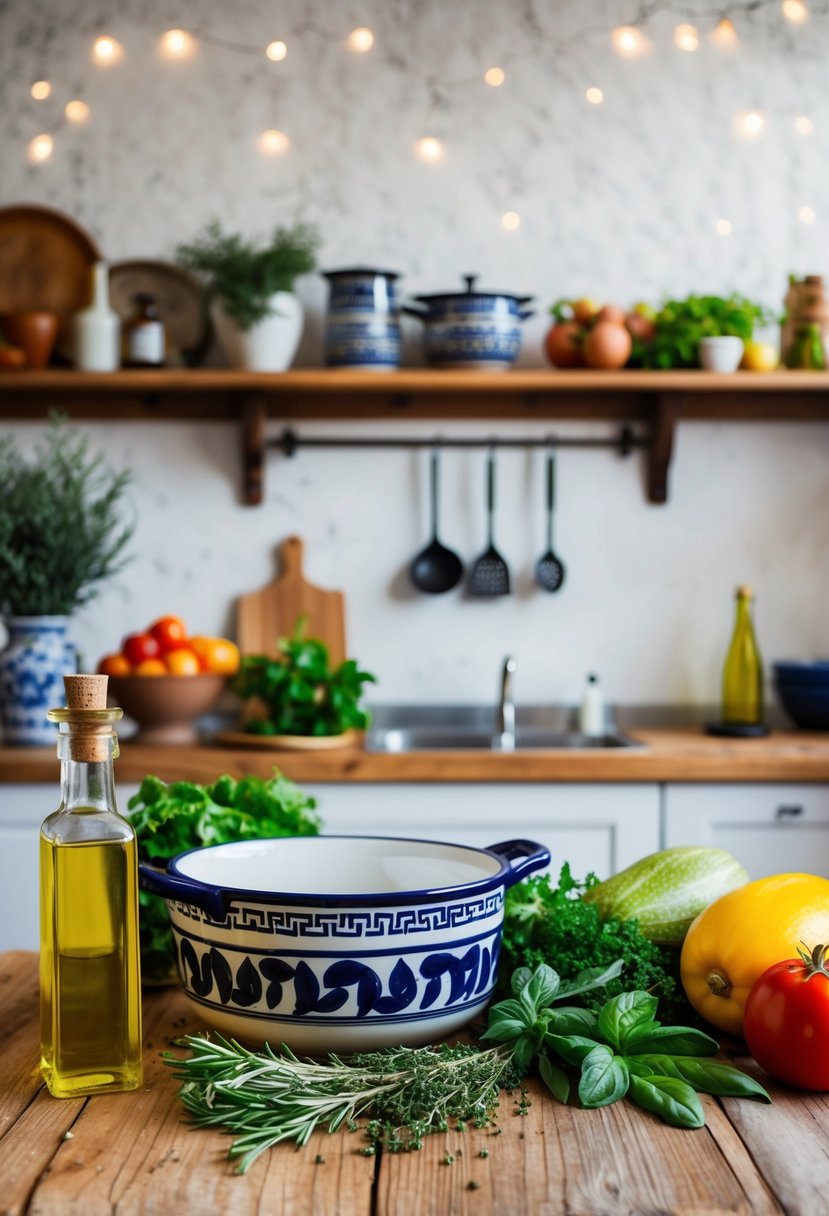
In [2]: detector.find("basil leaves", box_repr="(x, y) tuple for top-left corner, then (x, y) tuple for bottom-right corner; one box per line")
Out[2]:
(483, 963), (769, 1130)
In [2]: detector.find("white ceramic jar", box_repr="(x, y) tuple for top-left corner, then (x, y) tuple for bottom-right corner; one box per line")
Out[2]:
(699, 336), (744, 373)
(73, 262), (120, 372)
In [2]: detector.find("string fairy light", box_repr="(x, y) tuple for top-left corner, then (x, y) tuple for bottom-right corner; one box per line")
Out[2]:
(414, 135), (445, 162)
(258, 128), (290, 156)
(585, 86), (604, 104)
(736, 109), (766, 138)
(28, 134), (53, 163)
(501, 211), (521, 231)
(266, 40), (287, 61)
(65, 100), (90, 123)
(673, 23), (699, 50)
(92, 35), (123, 64)
(782, 0), (809, 22)
(30, 80), (51, 100)
(345, 27), (374, 52)
(798, 204), (816, 223)
(710, 17), (739, 45)
(794, 115), (814, 134)
(159, 29), (195, 59)
(612, 25), (645, 56)
(715, 218), (733, 235)
(484, 67), (505, 87)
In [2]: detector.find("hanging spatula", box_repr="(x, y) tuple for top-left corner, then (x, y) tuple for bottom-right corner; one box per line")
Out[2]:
(469, 449), (510, 596)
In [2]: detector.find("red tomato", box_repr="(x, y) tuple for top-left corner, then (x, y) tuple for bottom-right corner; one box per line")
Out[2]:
(743, 943), (829, 1090)
(149, 615), (189, 652)
(122, 632), (161, 666)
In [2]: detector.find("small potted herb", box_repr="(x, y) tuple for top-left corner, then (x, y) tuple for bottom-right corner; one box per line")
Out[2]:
(234, 617), (376, 746)
(177, 220), (320, 371)
(0, 417), (133, 743)
(635, 294), (774, 372)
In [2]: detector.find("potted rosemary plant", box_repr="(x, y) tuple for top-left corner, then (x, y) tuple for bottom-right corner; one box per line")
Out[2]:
(177, 220), (320, 371)
(0, 419), (133, 744)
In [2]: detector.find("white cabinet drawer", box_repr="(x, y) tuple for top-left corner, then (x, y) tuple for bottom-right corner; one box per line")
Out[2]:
(664, 784), (829, 879)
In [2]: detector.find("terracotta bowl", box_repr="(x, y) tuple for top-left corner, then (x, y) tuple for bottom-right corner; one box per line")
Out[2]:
(107, 674), (226, 743)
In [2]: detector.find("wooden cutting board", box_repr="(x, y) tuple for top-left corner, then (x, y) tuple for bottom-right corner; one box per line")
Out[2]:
(236, 536), (347, 664)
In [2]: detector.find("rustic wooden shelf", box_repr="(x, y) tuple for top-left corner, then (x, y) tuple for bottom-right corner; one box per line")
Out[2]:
(2, 367), (828, 505)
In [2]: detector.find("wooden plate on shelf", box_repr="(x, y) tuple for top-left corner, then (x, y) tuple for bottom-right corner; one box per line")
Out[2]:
(212, 728), (361, 751)
(109, 259), (211, 365)
(0, 203), (102, 347)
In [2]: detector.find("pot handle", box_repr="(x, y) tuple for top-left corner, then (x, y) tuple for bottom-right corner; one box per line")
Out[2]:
(401, 304), (428, 321)
(517, 309), (535, 321)
(486, 839), (551, 888)
(139, 861), (229, 921)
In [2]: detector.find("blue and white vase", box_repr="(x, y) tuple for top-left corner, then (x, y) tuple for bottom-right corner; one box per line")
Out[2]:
(323, 268), (402, 371)
(0, 616), (78, 745)
(403, 274), (534, 371)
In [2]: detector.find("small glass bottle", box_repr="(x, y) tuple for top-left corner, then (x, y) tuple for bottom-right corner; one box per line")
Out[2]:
(40, 674), (142, 1098)
(123, 292), (166, 367)
(721, 586), (764, 726)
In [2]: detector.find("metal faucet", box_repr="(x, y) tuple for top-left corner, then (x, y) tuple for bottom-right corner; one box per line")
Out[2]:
(496, 655), (517, 751)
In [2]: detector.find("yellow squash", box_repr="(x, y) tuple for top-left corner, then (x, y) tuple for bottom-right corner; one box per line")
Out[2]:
(680, 872), (829, 1035)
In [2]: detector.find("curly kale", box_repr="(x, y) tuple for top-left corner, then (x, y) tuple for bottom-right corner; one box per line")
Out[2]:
(499, 864), (691, 1022)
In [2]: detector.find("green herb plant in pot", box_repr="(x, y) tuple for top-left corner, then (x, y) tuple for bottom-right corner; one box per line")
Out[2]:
(233, 616), (377, 748)
(177, 220), (320, 371)
(636, 294), (774, 372)
(0, 418), (133, 743)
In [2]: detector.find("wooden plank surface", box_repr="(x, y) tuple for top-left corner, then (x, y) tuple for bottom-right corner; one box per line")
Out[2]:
(3, 730), (829, 786)
(1, 952), (829, 1215)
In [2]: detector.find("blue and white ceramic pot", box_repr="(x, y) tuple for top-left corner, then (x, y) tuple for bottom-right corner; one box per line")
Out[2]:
(0, 616), (78, 745)
(403, 274), (534, 371)
(140, 834), (550, 1053)
(323, 267), (402, 371)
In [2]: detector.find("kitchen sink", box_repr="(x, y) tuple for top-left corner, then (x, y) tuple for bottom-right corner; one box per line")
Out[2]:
(364, 705), (643, 753)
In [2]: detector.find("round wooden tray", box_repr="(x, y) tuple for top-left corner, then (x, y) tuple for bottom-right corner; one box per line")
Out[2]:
(212, 728), (361, 751)
(0, 203), (102, 348)
(109, 259), (211, 365)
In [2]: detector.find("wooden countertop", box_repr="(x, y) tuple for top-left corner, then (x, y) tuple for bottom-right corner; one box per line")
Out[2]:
(2, 729), (829, 784)
(2, 950), (828, 1215)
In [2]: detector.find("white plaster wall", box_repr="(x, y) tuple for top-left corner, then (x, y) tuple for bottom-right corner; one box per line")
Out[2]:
(1, 0), (828, 708)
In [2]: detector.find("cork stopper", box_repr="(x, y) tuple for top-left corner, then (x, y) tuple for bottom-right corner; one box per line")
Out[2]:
(64, 674), (109, 711)
(736, 584), (754, 598)
(47, 673), (123, 762)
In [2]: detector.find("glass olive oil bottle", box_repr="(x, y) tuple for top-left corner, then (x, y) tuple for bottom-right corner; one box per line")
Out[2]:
(721, 585), (764, 726)
(40, 674), (142, 1097)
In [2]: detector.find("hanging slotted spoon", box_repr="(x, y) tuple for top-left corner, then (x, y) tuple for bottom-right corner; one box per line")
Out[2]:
(409, 450), (464, 593)
(469, 449), (510, 596)
(535, 447), (565, 592)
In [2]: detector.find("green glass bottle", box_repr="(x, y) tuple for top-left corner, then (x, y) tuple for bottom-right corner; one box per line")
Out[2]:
(721, 585), (764, 726)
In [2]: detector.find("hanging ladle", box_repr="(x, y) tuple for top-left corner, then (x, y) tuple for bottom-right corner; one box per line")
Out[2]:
(409, 449), (464, 594)
(535, 444), (565, 592)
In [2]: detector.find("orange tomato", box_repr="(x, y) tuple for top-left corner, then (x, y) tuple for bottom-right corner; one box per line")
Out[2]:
(149, 615), (189, 652)
(133, 658), (167, 676)
(189, 635), (240, 675)
(164, 648), (201, 676)
(98, 653), (131, 676)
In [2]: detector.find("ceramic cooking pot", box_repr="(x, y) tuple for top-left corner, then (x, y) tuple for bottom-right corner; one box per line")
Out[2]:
(139, 834), (549, 1053)
(323, 267), (401, 371)
(403, 275), (534, 371)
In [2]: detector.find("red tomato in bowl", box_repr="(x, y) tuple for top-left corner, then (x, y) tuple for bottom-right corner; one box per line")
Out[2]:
(122, 632), (161, 666)
(743, 943), (829, 1090)
(149, 615), (189, 652)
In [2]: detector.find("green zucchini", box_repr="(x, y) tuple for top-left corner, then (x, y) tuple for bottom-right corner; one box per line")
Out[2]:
(582, 846), (749, 946)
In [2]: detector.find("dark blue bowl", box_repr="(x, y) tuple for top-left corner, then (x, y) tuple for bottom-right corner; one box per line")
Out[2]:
(772, 661), (829, 686)
(774, 680), (829, 729)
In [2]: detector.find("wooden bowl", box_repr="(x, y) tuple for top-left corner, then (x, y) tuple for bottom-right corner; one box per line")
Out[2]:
(107, 674), (226, 744)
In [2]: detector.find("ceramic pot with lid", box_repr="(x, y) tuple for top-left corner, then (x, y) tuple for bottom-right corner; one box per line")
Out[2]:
(403, 275), (534, 371)
(323, 267), (401, 371)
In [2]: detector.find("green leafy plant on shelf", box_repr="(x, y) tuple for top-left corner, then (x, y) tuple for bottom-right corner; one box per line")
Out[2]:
(635, 294), (775, 369)
(0, 416), (133, 616)
(176, 219), (320, 330)
(234, 616), (377, 737)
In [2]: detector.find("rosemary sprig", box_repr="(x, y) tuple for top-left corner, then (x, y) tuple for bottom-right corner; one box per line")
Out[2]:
(165, 1036), (516, 1173)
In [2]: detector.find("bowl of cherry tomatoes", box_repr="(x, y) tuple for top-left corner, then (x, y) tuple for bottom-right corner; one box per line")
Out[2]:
(97, 616), (240, 743)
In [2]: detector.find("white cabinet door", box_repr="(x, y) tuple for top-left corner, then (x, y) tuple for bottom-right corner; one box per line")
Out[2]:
(303, 783), (660, 882)
(664, 784), (829, 879)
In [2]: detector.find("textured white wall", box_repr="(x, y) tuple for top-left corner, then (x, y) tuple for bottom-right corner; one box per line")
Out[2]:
(1, 0), (828, 708)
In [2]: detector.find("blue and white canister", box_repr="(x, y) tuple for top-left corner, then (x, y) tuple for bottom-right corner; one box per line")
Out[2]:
(0, 616), (78, 745)
(323, 268), (402, 371)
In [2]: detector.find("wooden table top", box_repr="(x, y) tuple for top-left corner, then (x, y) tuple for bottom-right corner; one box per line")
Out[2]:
(2, 951), (829, 1215)
(3, 728), (829, 785)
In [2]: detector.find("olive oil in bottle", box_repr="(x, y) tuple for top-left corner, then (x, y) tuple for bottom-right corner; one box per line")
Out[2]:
(40, 674), (142, 1098)
(721, 585), (764, 727)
